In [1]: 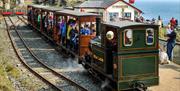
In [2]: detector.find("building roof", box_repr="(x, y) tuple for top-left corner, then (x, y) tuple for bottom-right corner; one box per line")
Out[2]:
(103, 21), (157, 28)
(75, 0), (142, 13)
(56, 10), (100, 17)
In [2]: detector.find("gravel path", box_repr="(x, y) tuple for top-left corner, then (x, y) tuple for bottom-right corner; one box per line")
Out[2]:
(149, 63), (180, 91)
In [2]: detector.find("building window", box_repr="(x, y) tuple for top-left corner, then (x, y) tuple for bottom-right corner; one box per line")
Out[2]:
(109, 12), (119, 21)
(124, 29), (133, 46)
(146, 28), (154, 45)
(124, 12), (131, 19)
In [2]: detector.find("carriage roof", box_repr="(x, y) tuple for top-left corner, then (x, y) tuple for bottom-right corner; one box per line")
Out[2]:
(103, 21), (158, 28)
(56, 10), (99, 17)
(28, 4), (47, 9)
(40, 6), (63, 11)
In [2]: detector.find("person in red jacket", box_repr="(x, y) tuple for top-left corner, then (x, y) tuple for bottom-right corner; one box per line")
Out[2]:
(170, 17), (176, 29)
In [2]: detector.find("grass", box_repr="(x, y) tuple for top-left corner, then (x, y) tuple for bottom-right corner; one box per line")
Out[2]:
(0, 62), (14, 91)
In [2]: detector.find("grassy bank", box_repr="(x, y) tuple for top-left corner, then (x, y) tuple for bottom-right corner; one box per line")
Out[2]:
(0, 30), (17, 91)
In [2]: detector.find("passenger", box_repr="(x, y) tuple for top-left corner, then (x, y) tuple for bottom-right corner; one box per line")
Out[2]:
(44, 13), (48, 33)
(37, 13), (41, 28)
(166, 28), (177, 61)
(80, 26), (85, 34)
(57, 18), (62, 43)
(84, 24), (91, 35)
(90, 24), (96, 36)
(66, 24), (73, 48)
(33, 10), (37, 25)
(49, 13), (54, 27)
(48, 13), (53, 37)
(80, 24), (90, 35)
(147, 30), (153, 44)
(70, 26), (78, 51)
(60, 19), (66, 45)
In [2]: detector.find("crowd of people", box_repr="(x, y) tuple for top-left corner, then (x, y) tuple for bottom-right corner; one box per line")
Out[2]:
(57, 16), (96, 52)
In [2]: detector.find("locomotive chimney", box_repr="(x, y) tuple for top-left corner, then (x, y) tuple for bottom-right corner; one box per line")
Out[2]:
(96, 17), (101, 36)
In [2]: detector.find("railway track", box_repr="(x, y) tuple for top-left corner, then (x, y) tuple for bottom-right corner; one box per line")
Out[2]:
(4, 16), (88, 91)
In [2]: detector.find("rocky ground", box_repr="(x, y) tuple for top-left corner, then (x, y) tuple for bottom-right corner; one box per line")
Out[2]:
(0, 18), (49, 91)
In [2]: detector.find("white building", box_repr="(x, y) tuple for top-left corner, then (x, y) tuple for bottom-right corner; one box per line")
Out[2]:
(74, 0), (142, 22)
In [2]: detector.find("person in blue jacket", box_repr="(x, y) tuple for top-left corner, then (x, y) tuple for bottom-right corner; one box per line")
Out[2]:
(166, 29), (176, 61)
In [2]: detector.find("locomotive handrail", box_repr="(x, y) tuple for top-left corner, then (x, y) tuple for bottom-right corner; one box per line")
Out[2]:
(159, 38), (180, 45)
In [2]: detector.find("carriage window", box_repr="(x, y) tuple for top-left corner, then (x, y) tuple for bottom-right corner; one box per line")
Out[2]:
(146, 28), (154, 45)
(124, 29), (133, 46)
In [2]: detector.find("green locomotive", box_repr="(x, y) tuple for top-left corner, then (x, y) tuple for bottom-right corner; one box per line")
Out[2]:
(81, 21), (159, 91)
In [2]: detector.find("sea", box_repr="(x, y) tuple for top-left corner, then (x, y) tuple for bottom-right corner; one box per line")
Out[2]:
(134, 1), (180, 25)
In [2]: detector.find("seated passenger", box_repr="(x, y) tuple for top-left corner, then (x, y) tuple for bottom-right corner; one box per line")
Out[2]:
(147, 30), (153, 44)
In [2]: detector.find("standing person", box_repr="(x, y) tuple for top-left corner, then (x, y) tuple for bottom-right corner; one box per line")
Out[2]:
(166, 28), (176, 61)
(37, 12), (41, 29)
(70, 26), (78, 51)
(44, 13), (48, 34)
(66, 24), (73, 48)
(175, 19), (178, 28)
(60, 19), (66, 45)
(84, 24), (91, 35)
(170, 17), (176, 29)
(90, 24), (96, 36)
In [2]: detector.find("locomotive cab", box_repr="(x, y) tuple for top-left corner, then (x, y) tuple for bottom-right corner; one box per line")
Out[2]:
(85, 21), (159, 91)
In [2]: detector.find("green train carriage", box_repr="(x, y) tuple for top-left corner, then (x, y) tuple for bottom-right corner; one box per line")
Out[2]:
(82, 21), (159, 91)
